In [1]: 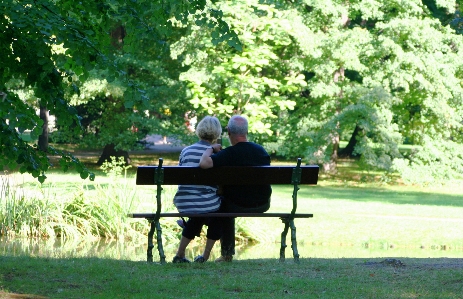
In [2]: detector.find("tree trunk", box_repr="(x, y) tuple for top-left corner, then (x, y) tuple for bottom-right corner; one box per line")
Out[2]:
(323, 132), (339, 173)
(97, 143), (131, 166)
(110, 25), (126, 49)
(38, 104), (49, 152)
(338, 125), (360, 158)
(324, 66), (345, 173)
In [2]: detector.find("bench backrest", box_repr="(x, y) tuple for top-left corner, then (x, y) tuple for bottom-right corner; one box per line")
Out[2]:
(136, 164), (319, 185)
(135, 158), (318, 221)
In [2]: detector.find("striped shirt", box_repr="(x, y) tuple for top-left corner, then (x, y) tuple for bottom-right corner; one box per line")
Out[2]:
(173, 140), (221, 213)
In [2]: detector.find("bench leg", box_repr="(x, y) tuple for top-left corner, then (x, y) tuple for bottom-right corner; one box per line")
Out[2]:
(280, 219), (290, 262)
(147, 219), (167, 264)
(147, 219), (156, 263)
(155, 220), (166, 264)
(289, 219), (300, 263)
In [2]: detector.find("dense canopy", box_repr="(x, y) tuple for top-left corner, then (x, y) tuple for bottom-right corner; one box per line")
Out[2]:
(1, 0), (463, 184)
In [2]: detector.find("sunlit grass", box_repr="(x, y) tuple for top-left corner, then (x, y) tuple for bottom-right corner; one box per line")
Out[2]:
(268, 184), (463, 252)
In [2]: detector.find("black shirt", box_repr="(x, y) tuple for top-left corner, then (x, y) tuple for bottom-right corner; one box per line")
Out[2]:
(211, 142), (272, 207)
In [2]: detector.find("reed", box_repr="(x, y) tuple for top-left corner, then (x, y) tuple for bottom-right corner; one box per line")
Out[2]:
(0, 174), (59, 238)
(0, 163), (184, 243)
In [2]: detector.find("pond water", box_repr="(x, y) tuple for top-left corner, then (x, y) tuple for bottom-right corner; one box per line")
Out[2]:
(1, 237), (462, 262)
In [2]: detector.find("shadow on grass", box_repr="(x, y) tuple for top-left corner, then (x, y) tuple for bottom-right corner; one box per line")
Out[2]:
(1, 255), (462, 298)
(298, 185), (463, 208)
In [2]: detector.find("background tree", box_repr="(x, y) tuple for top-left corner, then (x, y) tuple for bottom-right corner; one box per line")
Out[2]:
(170, 0), (307, 144)
(0, 0), (240, 182)
(282, 0), (463, 183)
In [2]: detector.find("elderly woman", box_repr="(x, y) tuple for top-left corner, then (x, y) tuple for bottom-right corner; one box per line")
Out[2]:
(172, 116), (223, 263)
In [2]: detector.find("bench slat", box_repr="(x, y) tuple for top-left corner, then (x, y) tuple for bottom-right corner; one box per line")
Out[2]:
(128, 212), (313, 218)
(136, 165), (319, 185)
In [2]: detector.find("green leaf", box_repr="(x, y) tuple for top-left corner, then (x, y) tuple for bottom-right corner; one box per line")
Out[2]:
(80, 171), (89, 180)
(38, 175), (46, 184)
(124, 101), (134, 108)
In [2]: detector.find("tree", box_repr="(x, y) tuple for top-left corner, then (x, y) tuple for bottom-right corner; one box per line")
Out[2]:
(170, 0), (307, 141)
(0, 0), (241, 182)
(279, 0), (463, 183)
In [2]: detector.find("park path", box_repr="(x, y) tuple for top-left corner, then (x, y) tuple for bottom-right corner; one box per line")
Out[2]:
(44, 135), (185, 166)
(135, 135), (186, 153)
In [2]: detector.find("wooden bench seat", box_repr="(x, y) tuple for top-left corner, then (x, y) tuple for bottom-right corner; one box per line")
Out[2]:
(130, 158), (319, 263)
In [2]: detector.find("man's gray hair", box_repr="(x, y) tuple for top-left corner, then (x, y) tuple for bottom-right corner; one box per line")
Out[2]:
(196, 116), (222, 142)
(227, 115), (248, 135)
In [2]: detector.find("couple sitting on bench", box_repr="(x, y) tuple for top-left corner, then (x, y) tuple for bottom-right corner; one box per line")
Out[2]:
(172, 114), (272, 263)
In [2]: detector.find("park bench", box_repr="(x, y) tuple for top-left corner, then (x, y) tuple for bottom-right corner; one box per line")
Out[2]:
(129, 158), (319, 264)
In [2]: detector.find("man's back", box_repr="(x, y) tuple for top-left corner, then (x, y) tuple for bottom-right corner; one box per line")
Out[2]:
(211, 142), (272, 207)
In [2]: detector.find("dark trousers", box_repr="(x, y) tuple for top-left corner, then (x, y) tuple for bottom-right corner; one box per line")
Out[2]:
(219, 199), (270, 256)
(182, 217), (222, 241)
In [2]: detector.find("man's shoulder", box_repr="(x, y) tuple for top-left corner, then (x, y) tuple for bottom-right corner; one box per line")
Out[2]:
(235, 141), (265, 149)
(245, 142), (269, 154)
(249, 142), (266, 149)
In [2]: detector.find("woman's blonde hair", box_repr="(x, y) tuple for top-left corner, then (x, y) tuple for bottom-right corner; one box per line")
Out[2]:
(195, 116), (222, 142)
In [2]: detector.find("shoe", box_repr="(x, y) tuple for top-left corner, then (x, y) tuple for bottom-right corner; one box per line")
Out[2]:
(194, 255), (206, 263)
(214, 255), (233, 263)
(172, 256), (190, 263)
(176, 219), (186, 229)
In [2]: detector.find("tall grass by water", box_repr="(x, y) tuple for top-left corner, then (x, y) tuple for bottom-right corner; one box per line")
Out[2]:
(0, 158), (181, 243)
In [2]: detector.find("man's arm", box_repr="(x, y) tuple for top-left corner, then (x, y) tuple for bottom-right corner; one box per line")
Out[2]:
(199, 146), (215, 169)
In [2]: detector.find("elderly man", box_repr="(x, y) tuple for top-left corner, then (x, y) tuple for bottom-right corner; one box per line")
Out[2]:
(199, 115), (272, 262)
